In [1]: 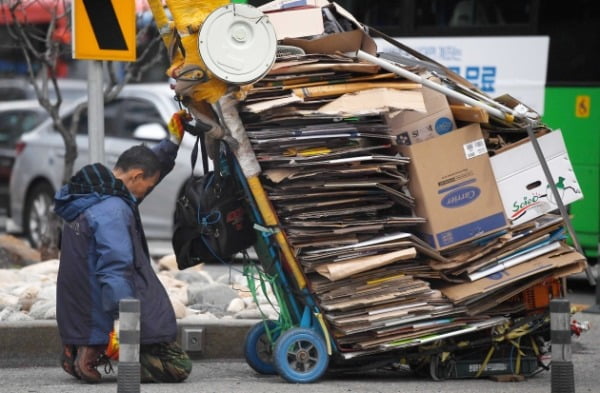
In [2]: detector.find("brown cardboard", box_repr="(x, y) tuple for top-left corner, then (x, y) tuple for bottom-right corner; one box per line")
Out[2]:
(317, 88), (425, 116)
(440, 247), (586, 303)
(278, 1), (377, 55)
(399, 123), (508, 250)
(281, 27), (377, 55)
(386, 86), (456, 146)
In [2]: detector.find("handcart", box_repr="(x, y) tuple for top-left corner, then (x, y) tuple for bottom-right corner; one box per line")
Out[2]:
(144, 0), (589, 384)
(223, 46), (581, 387)
(215, 91), (563, 382)
(232, 148), (560, 383)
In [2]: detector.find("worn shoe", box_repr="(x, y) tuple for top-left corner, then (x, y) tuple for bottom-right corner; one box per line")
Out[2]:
(74, 345), (106, 383)
(60, 344), (80, 379)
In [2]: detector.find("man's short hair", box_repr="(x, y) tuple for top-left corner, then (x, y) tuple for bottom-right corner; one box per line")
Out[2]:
(114, 145), (161, 178)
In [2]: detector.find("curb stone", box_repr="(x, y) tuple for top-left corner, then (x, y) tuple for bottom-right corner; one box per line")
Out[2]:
(0, 319), (259, 368)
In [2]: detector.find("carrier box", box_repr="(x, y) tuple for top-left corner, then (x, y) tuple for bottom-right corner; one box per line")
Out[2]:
(490, 129), (583, 225)
(386, 86), (456, 146)
(399, 123), (508, 250)
(262, 0), (377, 54)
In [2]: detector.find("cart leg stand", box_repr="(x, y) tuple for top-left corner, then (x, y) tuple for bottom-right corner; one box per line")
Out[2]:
(521, 121), (596, 287)
(216, 95), (308, 290)
(118, 299), (140, 393)
(583, 243), (600, 314)
(550, 299), (575, 393)
(217, 94), (334, 360)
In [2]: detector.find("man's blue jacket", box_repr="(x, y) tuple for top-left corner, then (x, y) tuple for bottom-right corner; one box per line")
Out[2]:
(54, 140), (179, 346)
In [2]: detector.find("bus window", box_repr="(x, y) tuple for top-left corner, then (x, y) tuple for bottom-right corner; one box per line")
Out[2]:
(330, 0), (538, 36)
(538, 1), (600, 84)
(436, 0), (532, 27)
(413, 0), (536, 35)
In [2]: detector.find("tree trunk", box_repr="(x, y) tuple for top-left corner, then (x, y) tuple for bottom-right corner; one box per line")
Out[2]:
(39, 211), (61, 260)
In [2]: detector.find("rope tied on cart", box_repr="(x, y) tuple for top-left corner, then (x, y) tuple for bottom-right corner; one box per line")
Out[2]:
(196, 209), (221, 228)
(253, 223), (280, 236)
(472, 313), (550, 377)
(244, 262), (294, 337)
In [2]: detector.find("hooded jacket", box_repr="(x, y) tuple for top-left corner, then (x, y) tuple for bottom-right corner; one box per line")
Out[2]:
(54, 140), (179, 346)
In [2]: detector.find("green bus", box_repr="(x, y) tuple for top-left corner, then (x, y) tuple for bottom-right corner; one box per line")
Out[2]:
(251, 0), (599, 258)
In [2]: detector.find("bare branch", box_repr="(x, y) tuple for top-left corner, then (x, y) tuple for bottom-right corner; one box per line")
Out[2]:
(123, 25), (163, 83)
(3, 0), (68, 111)
(104, 22), (166, 100)
(1, 1), (170, 253)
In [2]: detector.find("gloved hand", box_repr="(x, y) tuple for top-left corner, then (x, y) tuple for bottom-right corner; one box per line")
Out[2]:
(167, 110), (191, 145)
(105, 321), (119, 360)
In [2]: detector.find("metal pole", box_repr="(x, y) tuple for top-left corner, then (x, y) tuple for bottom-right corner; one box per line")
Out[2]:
(523, 120), (596, 286)
(355, 50), (517, 121)
(117, 299), (140, 393)
(550, 298), (575, 393)
(583, 242), (600, 313)
(87, 60), (105, 164)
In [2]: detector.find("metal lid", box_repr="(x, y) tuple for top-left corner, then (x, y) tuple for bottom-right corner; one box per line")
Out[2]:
(198, 4), (277, 85)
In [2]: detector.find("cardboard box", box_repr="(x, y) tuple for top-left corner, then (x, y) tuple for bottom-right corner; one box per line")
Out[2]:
(259, 0), (322, 12)
(399, 123), (508, 250)
(263, 6), (325, 40)
(440, 246), (586, 304)
(490, 130), (583, 225)
(386, 86), (456, 146)
(265, 0), (377, 55)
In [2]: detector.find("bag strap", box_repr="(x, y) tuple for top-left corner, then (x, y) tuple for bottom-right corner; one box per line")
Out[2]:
(167, 29), (185, 64)
(186, 119), (214, 175)
(190, 135), (208, 175)
(220, 140), (238, 178)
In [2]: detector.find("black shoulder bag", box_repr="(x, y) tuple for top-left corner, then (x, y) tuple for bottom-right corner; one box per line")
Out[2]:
(172, 130), (256, 269)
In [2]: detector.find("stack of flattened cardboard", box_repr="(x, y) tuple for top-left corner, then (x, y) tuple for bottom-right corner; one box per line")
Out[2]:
(241, 0), (587, 357)
(239, 48), (472, 352)
(241, 52), (426, 256)
(431, 214), (585, 314)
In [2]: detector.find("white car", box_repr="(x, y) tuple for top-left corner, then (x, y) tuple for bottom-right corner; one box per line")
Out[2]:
(7, 83), (203, 248)
(0, 100), (48, 212)
(0, 78), (88, 103)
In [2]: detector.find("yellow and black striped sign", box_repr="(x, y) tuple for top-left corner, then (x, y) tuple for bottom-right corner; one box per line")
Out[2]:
(73, 0), (136, 61)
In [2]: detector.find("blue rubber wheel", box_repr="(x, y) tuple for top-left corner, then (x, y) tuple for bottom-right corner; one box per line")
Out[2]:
(244, 320), (278, 375)
(273, 327), (329, 383)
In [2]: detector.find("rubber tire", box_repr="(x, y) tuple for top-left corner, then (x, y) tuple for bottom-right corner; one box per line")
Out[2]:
(24, 182), (55, 249)
(244, 320), (279, 375)
(273, 327), (329, 383)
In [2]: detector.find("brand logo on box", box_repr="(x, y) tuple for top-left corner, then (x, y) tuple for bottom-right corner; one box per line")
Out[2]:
(435, 117), (454, 135)
(441, 186), (481, 208)
(511, 194), (543, 221)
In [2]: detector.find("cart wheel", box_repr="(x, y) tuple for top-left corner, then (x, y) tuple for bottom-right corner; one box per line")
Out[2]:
(409, 358), (430, 377)
(244, 320), (279, 375)
(429, 354), (454, 381)
(273, 327), (329, 383)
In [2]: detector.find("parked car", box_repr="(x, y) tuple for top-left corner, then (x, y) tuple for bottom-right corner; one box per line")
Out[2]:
(0, 100), (48, 212)
(7, 83), (202, 248)
(0, 78), (88, 103)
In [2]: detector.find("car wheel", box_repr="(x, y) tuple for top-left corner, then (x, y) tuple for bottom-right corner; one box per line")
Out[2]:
(24, 182), (55, 249)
